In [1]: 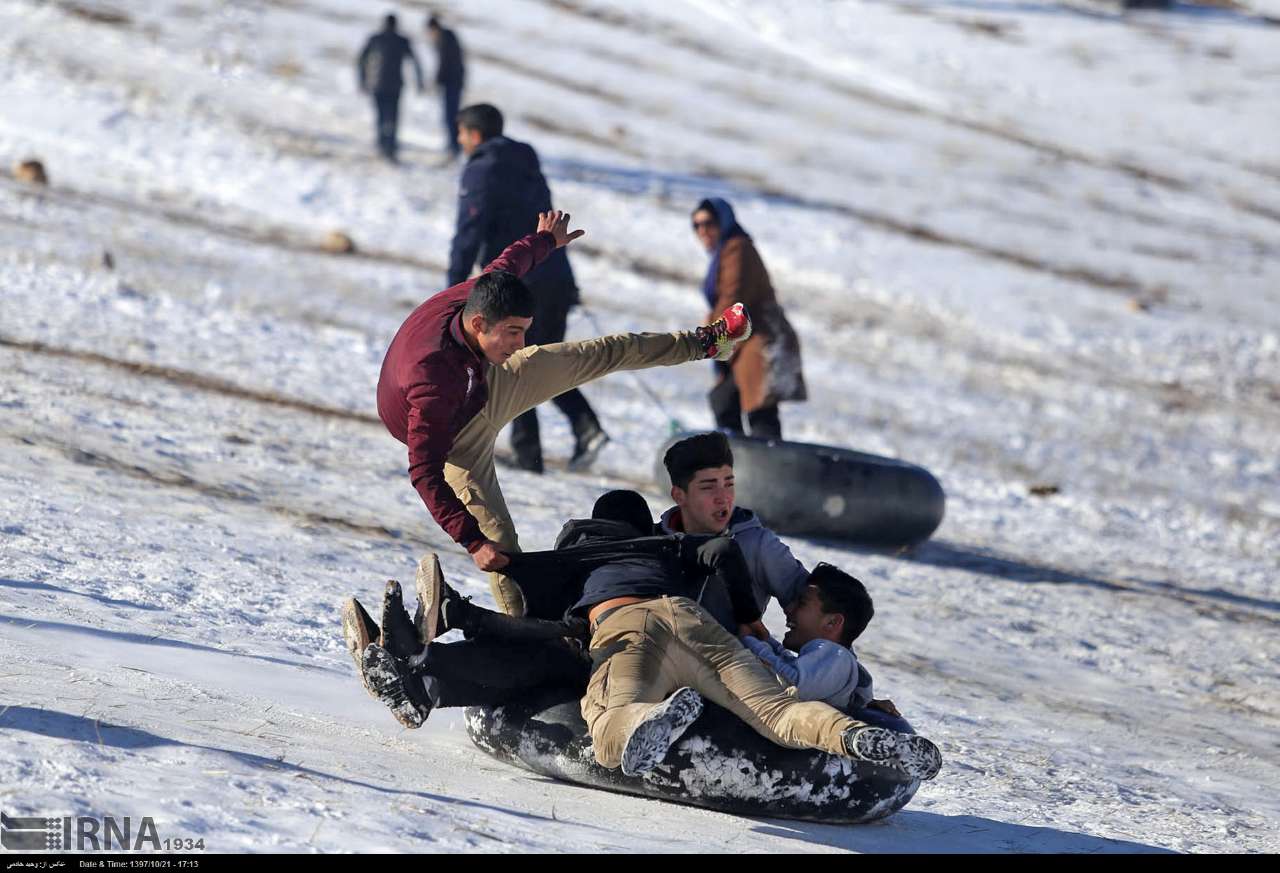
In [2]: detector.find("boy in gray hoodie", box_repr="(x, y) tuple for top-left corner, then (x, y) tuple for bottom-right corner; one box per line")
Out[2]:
(741, 562), (875, 710)
(657, 432), (809, 631)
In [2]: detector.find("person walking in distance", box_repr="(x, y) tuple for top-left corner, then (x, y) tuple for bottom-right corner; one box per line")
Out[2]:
(425, 15), (465, 160)
(357, 14), (425, 162)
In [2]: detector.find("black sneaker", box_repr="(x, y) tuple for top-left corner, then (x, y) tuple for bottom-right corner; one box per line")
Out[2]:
(620, 687), (704, 777)
(380, 580), (421, 660)
(568, 426), (610, 472)
(843, 726), (942, 782)
(513, 451), (544, 474)
(362, 644), (434, 729)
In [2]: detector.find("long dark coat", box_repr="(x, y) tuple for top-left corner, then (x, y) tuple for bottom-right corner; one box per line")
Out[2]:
(703, 206), (806, 412)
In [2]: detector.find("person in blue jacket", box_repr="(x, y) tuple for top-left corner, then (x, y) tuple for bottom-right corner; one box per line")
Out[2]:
(448, 104), (608, 474)
(425, 15), (465, 159)
(356, 14), (425, 162)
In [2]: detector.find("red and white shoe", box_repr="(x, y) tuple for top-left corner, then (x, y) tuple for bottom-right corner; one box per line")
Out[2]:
(696, 303), (753, 361)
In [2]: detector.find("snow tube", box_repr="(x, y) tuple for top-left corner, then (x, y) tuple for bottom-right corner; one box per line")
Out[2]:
(464, 689), (921, 823)
(653, 432), (945, 546)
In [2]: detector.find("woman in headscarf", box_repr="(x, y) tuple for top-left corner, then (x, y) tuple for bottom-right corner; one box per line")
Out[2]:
(692, 198), (806, 440)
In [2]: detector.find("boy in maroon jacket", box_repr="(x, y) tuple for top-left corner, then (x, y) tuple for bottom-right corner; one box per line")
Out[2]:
(377, 210), (751, 614)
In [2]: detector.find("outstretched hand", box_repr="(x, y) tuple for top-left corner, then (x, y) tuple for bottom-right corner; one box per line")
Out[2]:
(738, 620), (771, 641)
(537, 210), (586, 248)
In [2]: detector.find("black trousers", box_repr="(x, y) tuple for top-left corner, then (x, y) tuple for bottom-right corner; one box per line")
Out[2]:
(509, 294), (599, 464)
(710, 362), (781, 440)
(441, 81), (462, 156)
(424, 637), (590, 708)
(373, 90), (401, 159)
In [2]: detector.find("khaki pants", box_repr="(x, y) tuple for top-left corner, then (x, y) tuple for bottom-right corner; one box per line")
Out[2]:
(581, 596), (864, 769)
(443, 331), (703, 615)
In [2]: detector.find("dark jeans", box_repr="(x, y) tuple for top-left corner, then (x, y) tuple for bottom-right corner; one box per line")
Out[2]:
(423, 637), (590, 708)
(710, 362), (781, 440)
(509, 296), (600, 466)
(373, 89), (401, 160)
(441, 81), (462, 156)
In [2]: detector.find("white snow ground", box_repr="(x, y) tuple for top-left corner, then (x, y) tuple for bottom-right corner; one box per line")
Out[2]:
(1, 0), (1277, 854)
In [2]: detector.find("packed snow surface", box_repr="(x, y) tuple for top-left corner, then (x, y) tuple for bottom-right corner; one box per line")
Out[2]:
(2, 0), (1277, 854)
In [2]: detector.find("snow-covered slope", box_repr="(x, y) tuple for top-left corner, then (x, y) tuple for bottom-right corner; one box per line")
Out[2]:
(2, 0), (1276, 853)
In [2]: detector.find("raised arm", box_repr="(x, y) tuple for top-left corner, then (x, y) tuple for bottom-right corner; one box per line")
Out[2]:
(476, 211), (585, 279)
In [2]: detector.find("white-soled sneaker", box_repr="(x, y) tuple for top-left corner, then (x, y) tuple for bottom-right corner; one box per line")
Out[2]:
(568, 427), (610, 472)
(413, 553), (446, 642)
(843, 726), (942, 781)
(620, 687), (704, 777)
(898, 734), (943, 781)
(341, 597), (379, 692)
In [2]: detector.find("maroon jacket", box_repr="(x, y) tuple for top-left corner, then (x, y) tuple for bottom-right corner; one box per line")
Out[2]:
(377, 231), (557, 551)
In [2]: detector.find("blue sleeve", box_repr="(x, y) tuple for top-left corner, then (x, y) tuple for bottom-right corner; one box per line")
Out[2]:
(748, 526), (809, 609)
(854, 661), (874, 708)
(742, 636), (799, 686)
(448, 161), (490, 286)
(794, 641), (858, 703)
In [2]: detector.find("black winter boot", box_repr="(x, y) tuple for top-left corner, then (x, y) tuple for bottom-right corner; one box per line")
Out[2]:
(380, 580), (422, 660)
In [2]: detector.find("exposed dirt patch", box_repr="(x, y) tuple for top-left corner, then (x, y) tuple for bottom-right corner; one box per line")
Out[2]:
(57, 2), (131, 27)
(952, 17), (1022, 41)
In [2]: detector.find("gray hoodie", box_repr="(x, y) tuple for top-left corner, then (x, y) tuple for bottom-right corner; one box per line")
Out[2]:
(742, 636), (874, 711)
(659, 505), (809, 631)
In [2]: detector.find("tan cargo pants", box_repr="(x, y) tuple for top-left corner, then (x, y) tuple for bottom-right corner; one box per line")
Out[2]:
(443, 331), (704, 615)
(580, 596), (864, 769)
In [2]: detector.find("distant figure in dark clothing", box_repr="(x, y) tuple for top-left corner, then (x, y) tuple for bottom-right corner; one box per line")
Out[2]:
(357, 14), (425, 162)
(425, 16), (466, 159)
(449, 103), (609, 474)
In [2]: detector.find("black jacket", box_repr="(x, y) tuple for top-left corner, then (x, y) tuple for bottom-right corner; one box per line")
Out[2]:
(504, 520), (763, 630)
(357, 30), (424, 95)
(435, 28), (465, 86)
(447, 136), (577, 302)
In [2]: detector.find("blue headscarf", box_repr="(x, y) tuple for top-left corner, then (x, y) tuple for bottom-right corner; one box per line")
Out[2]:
(696, 197), (747, 309)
